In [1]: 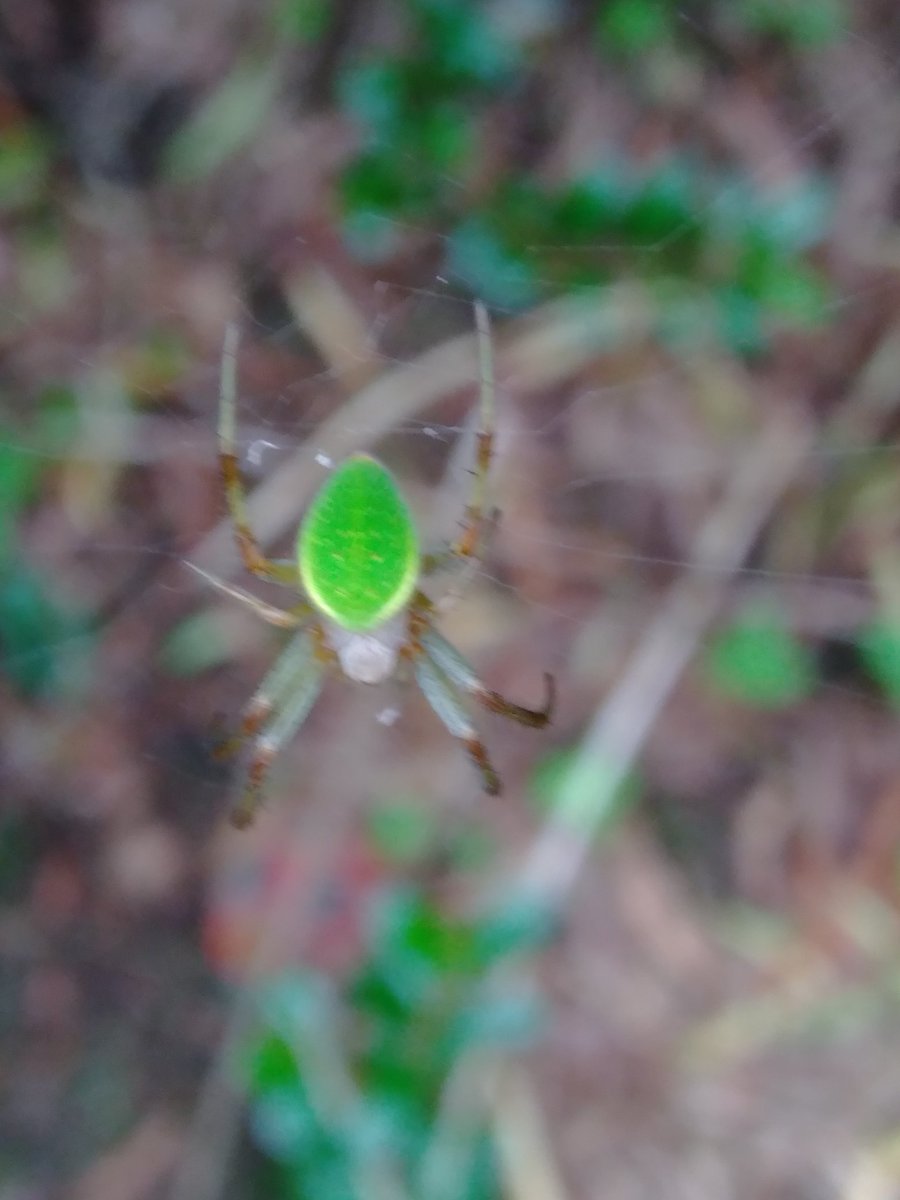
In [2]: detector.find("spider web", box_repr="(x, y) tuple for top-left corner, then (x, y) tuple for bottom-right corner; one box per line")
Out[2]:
(5, 5), (900, 1197)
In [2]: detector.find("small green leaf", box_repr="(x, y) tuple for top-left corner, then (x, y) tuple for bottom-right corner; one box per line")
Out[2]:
(249, 1085), (317, 1159)
(275, 0), (332, 41)
(0, 126), (51, 212)
(0, 565), (86, 698)
(261, 970), (338, 1038)
(706, 607), (816, 708)
(159, 610), (232, 677)
(740, 0), (845, 45)
(376, 889), (474, 970)
(414, 0), (518, 87)
(367, 800), (436, 864)
(248, 1033), (301, 1094)
(351, 966), (410, 1022)
(475, 896), (557, 962)
(758, 181), (831, 252)
(341, 151), (422, 217)
(716, 286), (765, 356)
(164, 61), (280, 182)
(443, 990), (544, 1056)
(339, 63), (406, 142)
(597, 0), (675, 55)
(554, 167), (629, 239)
(413, 102), (470, 171)
(0, 430), (45, 520)
(622, 164), (698, 249)
(447, 218), (541, 309)
(858, 620), (900, 708)
(757, 262), (828, 326)
(20, 228), (75, 314)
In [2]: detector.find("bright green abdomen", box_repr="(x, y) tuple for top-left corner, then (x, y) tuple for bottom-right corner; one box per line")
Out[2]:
(298, 454), (420, 631)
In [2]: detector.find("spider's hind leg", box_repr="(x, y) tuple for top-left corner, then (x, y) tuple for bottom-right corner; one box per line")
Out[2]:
(414, 652), (501, 796)
(222, 629), (325, 828)
(422, 625), (555, 728)
(211, 626), (313, 765)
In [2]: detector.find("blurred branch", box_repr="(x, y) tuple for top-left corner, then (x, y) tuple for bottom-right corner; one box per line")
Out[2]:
(490, 1066), (570, 1200)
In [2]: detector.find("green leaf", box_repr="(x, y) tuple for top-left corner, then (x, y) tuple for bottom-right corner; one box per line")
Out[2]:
(0, 126), (52, 213)
(0, 565), (86, 698)
(413, 0), (518, 87)
(757, 181), (831, 252)
(249, 1085), (318, 1160)
(275, 0), (332, 41)
(248, 1033), (302, 1094)
(554, 167), (629, 239)
(351, 966), (410, 1023)
(622, 164), (698, 249)
(443, 989), (544, 1056)
(412, 102), (471, 171)
(597, 0), (675, 55)
(20, 227), (75, 314)
(757, 261), (828, 326)
(367, 800), (437, 864)
(475, 896), (558, 962)
(706, 607), (816, 708)
(373, 889), (475, 971)
(858, 620), (900, 708)
(163, 61), (280, 182)
(716, 286), (765, 356)
(740, 0), (845, 45)
(261, 970), (338, 1039)
(363, 892), (446, 1007)
(341, 151), (424, 217)
(158, 610), (232, 677)
(447, 218), (541, 309)
(0, 429), (45, 520)
(339, 63), (406, 142)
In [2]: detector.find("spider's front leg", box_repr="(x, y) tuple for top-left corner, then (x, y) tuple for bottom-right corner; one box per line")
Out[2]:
(218, 324), (296, 586)
(422, 302), (497, 582)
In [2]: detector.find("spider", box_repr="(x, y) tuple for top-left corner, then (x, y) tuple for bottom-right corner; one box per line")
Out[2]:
(195, 303), (555, 828)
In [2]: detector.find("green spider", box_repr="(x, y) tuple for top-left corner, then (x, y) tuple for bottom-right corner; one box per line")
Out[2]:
(197, 303), (555, 828)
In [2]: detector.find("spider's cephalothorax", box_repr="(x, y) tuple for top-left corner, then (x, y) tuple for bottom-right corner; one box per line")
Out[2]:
(198, 304), (554, 828)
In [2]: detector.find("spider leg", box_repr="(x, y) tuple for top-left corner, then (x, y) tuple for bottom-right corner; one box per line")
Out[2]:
(230, 632), (325, 828)
(218, 324), (296, 585)
(414, 652), (501, 795)
(421, 624), (555, 727)
(186, 561), (311, 629)
(422, 301), (496, 580)
(214, 626), (317, 760)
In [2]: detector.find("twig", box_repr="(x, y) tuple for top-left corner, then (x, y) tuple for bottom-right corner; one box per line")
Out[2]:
(490, 1065), (570, 1200)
